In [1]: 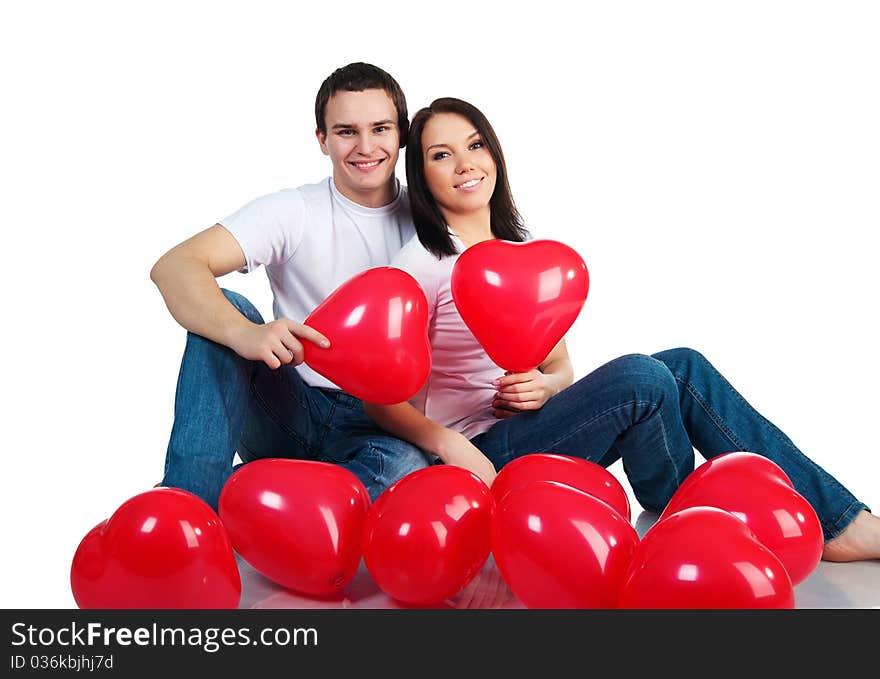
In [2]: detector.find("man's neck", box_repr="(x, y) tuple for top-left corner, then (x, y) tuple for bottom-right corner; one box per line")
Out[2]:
(332, 176), (398, 209)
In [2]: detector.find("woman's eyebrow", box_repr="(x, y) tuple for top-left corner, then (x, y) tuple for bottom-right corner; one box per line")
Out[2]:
(426, 131), (480, 152)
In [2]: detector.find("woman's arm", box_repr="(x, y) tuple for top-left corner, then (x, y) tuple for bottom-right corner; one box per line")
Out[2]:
(363, 401), (497, 486)
(492, 339), (573, 418)
(538, 338), (574, 392)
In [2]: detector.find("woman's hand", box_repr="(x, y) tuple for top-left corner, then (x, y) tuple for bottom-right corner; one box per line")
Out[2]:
(492, 369), (560, 419)
(434, 429), (497, 488)
(364, 402), (496, 487)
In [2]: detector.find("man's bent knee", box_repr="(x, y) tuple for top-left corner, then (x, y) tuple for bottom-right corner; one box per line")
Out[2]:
(220, 288), (264, 325)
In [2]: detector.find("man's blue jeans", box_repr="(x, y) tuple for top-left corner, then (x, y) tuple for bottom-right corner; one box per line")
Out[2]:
(160, 290), (431, 510)
(163, 291), (867, 542)
(473, 349), (869, 541)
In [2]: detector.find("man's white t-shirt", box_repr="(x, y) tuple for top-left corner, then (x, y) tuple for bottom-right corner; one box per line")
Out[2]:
(390, 233), (505, 439)
(220, 177), (415, 391)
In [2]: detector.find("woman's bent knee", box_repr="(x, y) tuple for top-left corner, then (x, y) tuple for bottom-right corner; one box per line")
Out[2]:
(652, 347), (706, 370)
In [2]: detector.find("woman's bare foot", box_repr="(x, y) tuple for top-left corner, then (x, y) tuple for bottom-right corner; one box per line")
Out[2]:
(821, 510), (880, 562)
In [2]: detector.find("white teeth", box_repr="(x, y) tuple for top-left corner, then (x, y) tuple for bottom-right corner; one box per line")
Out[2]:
(352, 160), (381, 168)
(457, 178), (481, 189)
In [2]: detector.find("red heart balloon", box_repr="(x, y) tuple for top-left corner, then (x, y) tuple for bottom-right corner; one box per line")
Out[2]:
(619, 506), (795, 608)
(660, 452), (822, 586)
(492, 453), (631, 522)
(363, 465), (494, 606)
(491, 480), (639, 608)
(219, 459), (370, 597)
(451, 239), (589, 372)
(302, 266), (431, 404)
(70, 488), (241, 609)
(669, 451), (794, 498)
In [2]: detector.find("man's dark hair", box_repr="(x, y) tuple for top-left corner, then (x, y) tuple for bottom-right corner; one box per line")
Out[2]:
(405, 97), (528, 258)
(315, 62), (408, 147)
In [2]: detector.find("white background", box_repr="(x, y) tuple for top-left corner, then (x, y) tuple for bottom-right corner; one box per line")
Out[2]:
(2, 1), (877, 608)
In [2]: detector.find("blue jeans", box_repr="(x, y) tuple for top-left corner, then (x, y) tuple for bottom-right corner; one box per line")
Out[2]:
(472, 349), (869, 541)
(161, 290), (431, 510)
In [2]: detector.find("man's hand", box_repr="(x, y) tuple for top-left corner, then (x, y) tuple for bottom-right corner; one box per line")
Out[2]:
(435, 429), (497, 488)
(492, 369), (559, 419)
(227, 319), (330, 369)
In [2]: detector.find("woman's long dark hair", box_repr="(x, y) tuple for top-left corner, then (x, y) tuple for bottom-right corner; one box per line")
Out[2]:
(405, 97), (528, 258)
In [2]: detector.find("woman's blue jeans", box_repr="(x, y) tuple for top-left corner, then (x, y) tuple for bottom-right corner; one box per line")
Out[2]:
(472, 349), (869, 541)
(163, 292), (867, 542)
(160, 290), (432, 510)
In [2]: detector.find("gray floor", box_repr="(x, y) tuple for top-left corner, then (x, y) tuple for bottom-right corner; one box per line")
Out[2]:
(237, 509), (880, 609)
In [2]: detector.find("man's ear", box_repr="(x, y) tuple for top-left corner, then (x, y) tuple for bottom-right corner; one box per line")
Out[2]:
(315, 128), (330, 156)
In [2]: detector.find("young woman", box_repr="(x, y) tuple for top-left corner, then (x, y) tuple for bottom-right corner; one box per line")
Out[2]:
(364, 97), (880, 562)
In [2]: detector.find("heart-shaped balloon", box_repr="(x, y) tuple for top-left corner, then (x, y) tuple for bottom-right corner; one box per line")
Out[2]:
(219, 459), (370, 597)
(669, 451), (795, 498)
(491, 480), (639, 608)
(619, 506), (794, 608)
(70, 488), (241, 609)
(451, 239), (589, 372)
(492, 453), (631, 522)
(363, 465), (494, 606)
(660, 452), (822, 586)
(302, 266), (431, 404)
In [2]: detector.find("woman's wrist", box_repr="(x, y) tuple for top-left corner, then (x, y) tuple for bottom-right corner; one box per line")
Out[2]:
(541, 371), (563, 398)
(429, 427), (466, 462)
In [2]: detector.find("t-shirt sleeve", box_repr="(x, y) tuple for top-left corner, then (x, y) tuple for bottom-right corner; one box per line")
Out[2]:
(219, 189), (307, 273)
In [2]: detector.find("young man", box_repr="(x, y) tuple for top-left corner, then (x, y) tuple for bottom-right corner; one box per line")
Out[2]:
(151, 63), (430, 510)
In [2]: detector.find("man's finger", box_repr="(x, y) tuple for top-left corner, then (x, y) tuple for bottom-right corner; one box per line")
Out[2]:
(279, 336), (306, 364)
(272, 342), (296, 365)
(288, 320), (330, 348)
(262, 350), (282, 370)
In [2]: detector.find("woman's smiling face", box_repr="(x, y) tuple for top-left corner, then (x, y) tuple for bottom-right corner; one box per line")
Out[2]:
(421, 112), (497, 220)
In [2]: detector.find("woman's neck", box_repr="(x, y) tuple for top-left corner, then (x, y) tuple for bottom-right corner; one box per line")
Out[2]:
(445, 208), (493, 249)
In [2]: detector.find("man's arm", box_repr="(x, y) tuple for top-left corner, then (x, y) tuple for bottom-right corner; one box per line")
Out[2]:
(150, 224), (329, 369)
(363, 401), (497, 487)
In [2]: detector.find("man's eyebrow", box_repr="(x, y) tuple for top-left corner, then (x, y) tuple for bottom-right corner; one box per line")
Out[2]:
(426, 130), (480, 152)
(331, 119), (397, 130)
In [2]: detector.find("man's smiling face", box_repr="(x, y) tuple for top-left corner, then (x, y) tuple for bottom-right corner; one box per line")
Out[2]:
(316, 88), (401, 207)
